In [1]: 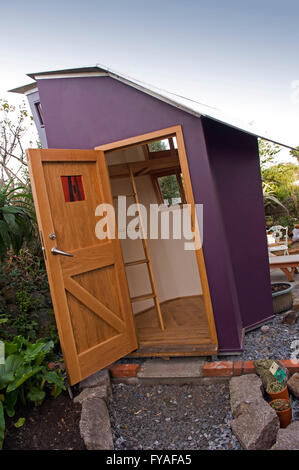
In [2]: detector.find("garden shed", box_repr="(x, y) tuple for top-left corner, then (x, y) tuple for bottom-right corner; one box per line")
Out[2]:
(9, 66), (292, 385)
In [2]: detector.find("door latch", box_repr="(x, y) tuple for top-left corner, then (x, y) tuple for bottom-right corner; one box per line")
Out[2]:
(51, 247), (73, 257)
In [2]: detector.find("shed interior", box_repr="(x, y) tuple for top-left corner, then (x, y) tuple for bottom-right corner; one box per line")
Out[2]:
(105, 135), (217, 356)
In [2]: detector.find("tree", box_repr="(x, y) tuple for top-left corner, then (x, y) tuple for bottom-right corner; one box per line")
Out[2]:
(158, 174), (181, 205)
(289, 146), (299, 163)
(258, 138), (281, 170)
(0, 99), (36, 184)
(147, 140), (167, 152)
(0, 99), (38, 258)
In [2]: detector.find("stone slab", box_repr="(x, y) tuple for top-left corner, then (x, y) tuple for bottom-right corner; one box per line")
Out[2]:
(112, 376), (230, 385)
(287, 372), (299, 399)
(79, 397), (114, 450)
(137, 358), (205, 379)
(79, 369), (111, 390)
(275, 421), (299, 450)
(74, 385), (110, 404)
(229, 374), (264, 417)
(231, 398), (279, 450)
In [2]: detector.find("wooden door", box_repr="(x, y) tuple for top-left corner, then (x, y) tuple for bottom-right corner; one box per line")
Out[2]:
(27, 149), (138, 385)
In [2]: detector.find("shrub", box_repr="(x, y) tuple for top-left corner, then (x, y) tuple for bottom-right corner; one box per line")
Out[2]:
(0, 180), (35, 261)
(0, 335), (65, 449)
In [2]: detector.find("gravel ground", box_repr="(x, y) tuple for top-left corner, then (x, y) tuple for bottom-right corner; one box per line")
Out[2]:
(223, 311), (299, 361)
(223, 270), (299, 361)
(109, 382), (299, 451)
(109, 383), (241, 450)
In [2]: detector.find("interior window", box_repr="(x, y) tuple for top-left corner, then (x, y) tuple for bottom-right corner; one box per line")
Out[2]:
(34, 101), (44, 126)
(147, 138), (170, 152)
(153, 171), (186, 206)
(147, 137), (178, 157)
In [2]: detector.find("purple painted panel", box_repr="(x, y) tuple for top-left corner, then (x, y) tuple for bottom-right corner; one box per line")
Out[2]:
(202, 118), (273, 328)
(32, 75), (271, 352)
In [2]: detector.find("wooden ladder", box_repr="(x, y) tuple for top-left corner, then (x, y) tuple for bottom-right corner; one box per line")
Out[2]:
(114, 165), (165, 331)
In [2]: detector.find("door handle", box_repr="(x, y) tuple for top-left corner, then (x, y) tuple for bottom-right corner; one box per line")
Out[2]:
(51, 246), (73, 257)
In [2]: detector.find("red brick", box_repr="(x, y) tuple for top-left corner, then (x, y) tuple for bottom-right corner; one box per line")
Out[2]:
(233, 361), (243, 376)
(243, 361), (255, 374)
(110, 363), (140, 378)
(202, 361), (233, 377)
(280, 359), (299, 373)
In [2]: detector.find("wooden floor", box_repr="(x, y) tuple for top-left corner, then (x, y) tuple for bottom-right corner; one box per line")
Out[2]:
(130, 296), (218, 356)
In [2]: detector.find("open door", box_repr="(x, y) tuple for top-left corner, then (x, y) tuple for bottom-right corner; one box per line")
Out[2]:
(27, 148), (138, 385)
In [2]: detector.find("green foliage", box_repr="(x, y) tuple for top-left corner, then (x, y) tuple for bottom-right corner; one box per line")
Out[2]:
(0, 336), (65, 449)
(270, 399), (290, 411)
(0, 180), (35, 260)
(259, 139), (299, 228)
(147, 140), (168, 152)
(258, 139), (281, 170)
(15, 290), (32, 315)
(158, 174), (181, 205)
(289, 145), (299, 162)
(0, 402), (4, 450)
(13, 417), (25, 428)
(0, 249), (58, 344)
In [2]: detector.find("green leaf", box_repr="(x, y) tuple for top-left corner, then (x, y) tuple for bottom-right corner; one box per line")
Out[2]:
(0, 355), (24, 389)
(0, 220), (11, 249)
(26, 387), (45, 402)
(4, 336), (24, 356)
(43, 369), (65, 389)
(6, 365), (42, 393)
(4, 390), (18, 417)
(2, 212), (19, 235)
(23, 340), (53, 364)
(1, 206), (26, 215)
(14, 417), (25, 428)
(0, 401), (4, 450)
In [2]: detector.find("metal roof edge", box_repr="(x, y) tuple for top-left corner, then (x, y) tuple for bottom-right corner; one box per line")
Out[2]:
(8, 82), (38, 95)
(7, 65), (299, 151)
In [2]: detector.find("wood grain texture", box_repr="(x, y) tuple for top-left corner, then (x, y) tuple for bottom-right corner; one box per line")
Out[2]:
(132, 296), (218, 356)
(26, 148), (138, 385)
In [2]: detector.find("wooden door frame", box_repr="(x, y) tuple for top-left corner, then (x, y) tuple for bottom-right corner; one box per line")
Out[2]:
(95, 125), (218, 347)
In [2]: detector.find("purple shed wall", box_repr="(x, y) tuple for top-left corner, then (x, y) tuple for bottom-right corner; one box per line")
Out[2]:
(201, 118), (274, 330)
(32, 75), (272, 353)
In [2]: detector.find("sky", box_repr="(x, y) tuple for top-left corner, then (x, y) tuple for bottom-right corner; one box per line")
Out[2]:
(1, 0), (299, 163)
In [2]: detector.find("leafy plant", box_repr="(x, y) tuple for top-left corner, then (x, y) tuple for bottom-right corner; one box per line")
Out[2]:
(0, 180), (35, 260)
(270, 399), (290, 412)
(266, 381), (286, 394)
(0, 335), (65, 449)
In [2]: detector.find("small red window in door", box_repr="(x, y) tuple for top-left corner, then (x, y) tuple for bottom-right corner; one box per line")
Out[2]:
(61, 175), (85, 202)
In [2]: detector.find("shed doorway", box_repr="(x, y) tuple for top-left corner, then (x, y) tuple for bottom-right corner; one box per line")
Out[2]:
(96, 126), (218, 356)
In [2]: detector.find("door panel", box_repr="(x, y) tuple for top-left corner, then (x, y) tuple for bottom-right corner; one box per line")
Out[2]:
(27, 149), (138, 385)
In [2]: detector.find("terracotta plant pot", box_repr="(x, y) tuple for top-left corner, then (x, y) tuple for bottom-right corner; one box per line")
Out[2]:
(267, 384), (289, 401)
(270, 399), (292, 428)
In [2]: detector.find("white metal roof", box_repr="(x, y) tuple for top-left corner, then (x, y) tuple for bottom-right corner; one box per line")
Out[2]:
(8, 65), (298, 151)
